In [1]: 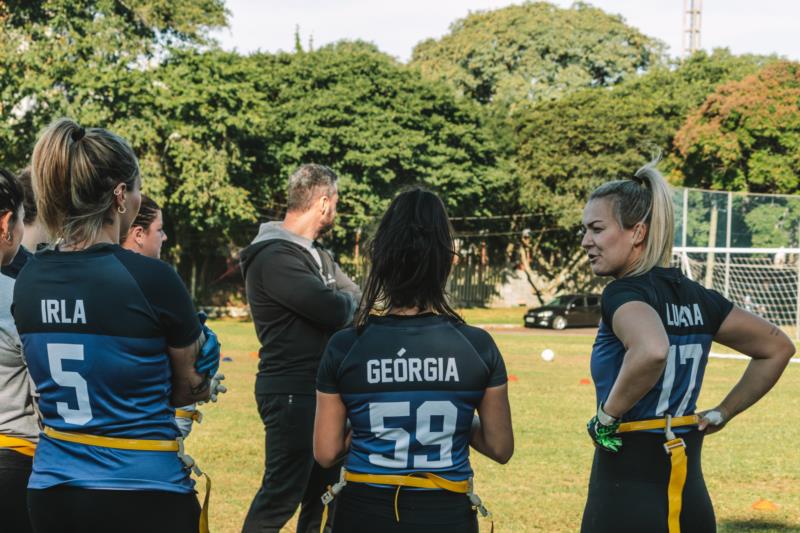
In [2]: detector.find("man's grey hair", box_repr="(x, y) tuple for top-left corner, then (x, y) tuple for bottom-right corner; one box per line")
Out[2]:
(286, 164), (339, 212)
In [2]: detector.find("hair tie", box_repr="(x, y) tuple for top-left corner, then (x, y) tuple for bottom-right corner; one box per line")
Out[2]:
(71, 126), (85, 142)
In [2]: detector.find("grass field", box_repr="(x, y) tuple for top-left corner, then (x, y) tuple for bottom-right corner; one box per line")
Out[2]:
(191, 315), (800, 533)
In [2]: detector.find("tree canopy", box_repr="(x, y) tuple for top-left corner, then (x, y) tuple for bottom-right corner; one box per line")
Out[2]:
(249, 42), (509, 238)
(1, 1), (797, 302)
(674, 61), (800, 194)
(512, 50), (774, 229)
(410, 1), (664, 111)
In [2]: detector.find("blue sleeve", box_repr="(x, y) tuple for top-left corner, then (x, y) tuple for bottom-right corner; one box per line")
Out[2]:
(316, 329), (357, 394)
(601, 279), (653, 333)
(705, 288), (734, 332)
(456, 324), (508, 387)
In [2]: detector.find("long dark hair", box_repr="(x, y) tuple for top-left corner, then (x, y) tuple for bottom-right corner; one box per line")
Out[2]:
(356, 187), (462, 330)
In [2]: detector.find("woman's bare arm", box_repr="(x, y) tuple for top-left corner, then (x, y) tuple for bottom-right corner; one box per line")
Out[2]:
(603, 302), (670, 418)
(470, 383), (513, 464)
(700, 306), (795, 433)
(168, 332), (209, 406)
(314, 391), (348, 468)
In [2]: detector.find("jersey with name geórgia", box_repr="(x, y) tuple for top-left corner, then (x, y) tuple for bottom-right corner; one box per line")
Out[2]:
(317, 314), (507, 481)
(591, 267), (733, 427)
(12, 244), (201, 493)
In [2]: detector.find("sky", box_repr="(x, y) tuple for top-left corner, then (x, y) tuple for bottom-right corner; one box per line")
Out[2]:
(211, 0), (800, 62)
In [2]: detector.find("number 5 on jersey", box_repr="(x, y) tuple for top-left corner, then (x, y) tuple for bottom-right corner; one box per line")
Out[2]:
(368, 401), (457, 469)
(47, 343), (93, 425)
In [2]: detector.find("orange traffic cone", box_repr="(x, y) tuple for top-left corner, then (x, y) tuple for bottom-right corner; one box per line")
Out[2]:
(752, 498), (779, 511)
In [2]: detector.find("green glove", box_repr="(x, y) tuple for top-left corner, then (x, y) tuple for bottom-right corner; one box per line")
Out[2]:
(587, 403), (622, 453)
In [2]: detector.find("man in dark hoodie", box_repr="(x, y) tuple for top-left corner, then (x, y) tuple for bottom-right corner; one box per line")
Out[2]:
(240, 164), (360, 533)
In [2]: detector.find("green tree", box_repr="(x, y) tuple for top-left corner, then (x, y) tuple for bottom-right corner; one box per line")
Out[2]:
(514, 50), (770, 229)
(510, 50), (771, 292)
(410, 1), (664, 111)
(145, 49), (271, 291)
(674, 61), (800, 194)
(248, 41), (511, 247)
(0, 0), (227, 167)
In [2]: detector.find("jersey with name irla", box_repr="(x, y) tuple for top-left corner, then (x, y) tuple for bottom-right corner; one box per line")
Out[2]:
(13, 244), (201, 493)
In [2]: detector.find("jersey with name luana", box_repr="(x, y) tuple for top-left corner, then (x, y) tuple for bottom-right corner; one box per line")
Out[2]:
(591, 267), (733, 427)
(317, 314), (507, 483)
(13, 243), (201, 493)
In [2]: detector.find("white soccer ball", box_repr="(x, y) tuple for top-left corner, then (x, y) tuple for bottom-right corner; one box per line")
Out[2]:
(541, 348), (555, 362)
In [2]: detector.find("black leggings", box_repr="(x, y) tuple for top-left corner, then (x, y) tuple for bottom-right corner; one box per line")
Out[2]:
(28, 485), (200, 533)
(0, 449), (34, 533)
(332, 483), (478, 533)
(581, 429), (715, 533)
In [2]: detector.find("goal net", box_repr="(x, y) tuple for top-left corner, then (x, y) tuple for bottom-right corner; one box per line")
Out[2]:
(674, 247), (800, 333)
(673, 187), (800, 339)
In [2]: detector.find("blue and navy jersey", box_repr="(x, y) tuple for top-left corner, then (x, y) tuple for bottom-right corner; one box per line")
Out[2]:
(591, 267), (733, 427)
(317, 314), (507, 483)
(12, 243), (202, 493)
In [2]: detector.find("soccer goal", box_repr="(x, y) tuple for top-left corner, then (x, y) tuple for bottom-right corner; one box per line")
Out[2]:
(674, 246), (800, 336)
(673, 188), (800, 339)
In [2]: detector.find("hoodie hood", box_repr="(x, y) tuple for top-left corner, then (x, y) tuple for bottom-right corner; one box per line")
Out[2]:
(250, 221), (314, 248)
(240, 221), (317, 278)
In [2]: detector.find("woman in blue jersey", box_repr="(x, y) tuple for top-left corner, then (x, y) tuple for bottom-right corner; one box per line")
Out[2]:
(314, 188), (514, 533)
(13, 118), (220, 533)
(122, 194), (209, 438)
(0, 168), (36, 533)
(580, 161), (796, 533)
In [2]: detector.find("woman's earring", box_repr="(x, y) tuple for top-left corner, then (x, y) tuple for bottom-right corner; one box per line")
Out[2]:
(117, 204), (127, 214)
(4, 232), (12, 243)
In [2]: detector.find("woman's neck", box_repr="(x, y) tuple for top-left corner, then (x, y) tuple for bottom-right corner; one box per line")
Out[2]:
(60, 224), (120, 252)
(22, 221), (49, 251)
(387, 306), (433, 316)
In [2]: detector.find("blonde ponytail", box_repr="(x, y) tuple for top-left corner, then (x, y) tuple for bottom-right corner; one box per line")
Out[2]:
(32, 118), (139, 245)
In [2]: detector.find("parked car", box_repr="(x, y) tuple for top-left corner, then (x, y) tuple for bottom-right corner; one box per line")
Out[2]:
(523, 294), (601, 329)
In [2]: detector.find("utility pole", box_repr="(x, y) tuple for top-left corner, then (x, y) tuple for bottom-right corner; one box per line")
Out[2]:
(683, 0), (702, 56)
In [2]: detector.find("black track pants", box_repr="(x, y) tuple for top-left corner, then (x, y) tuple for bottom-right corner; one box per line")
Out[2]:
(28, 485), (200, 533)
(0, 449), (34, 533)
(242, 393), (340, 533)
(332, 483), (479, 533)
(581, 430), (716, 533)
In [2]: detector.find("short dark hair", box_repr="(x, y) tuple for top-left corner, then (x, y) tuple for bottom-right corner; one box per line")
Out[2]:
(0, 168), (25, 228)
(17, 168), (37, 225)
(131, 194), (161, 231)
(121, 194), (161, 246)
(355, 187), (463, 330)
(286, 164), (338, 212)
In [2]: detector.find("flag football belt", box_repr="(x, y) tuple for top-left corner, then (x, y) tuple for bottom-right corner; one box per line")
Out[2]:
(319, 468), (493, 533)
(616, 414), (700, 533)
(175, 409), (203, 423)
(0, 434), (36, 457)
(43, 427), (212, 533)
